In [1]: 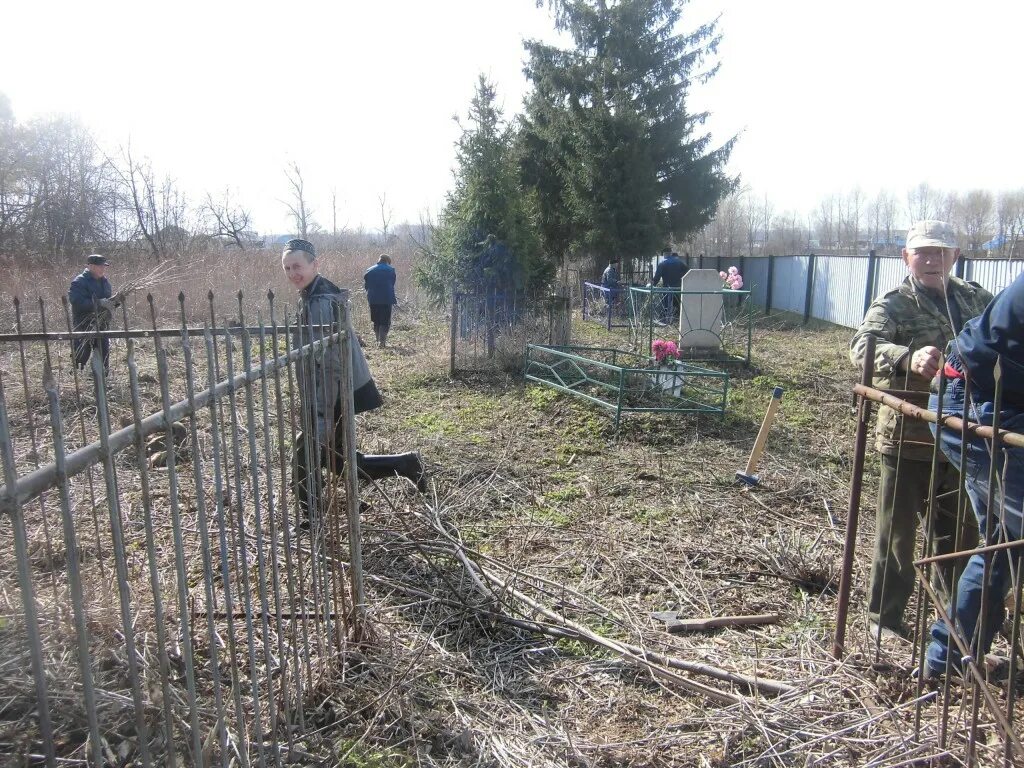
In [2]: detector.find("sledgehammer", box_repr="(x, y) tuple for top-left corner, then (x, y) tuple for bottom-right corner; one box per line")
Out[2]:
(736, 386), (784, 486)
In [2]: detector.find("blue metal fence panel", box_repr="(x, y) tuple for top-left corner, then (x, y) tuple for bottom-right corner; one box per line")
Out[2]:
(964, 259), (1024, 294)
(743, 257), (770, 308)
(770, 256), (811, 314)
(873, 256), (908, 299)
(812, 255), (870, 328)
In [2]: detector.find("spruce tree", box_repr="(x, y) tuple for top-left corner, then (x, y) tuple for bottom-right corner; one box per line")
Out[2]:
(416, 76), (548, 301)
(521, 0), (736, 279)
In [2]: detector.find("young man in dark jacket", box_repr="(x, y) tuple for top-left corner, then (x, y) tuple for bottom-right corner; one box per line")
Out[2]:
(68, 254), (116, 372)
(363, 253), (397, 347)
(282, 239), (426, 528)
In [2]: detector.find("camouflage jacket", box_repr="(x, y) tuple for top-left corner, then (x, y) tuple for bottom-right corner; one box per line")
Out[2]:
(850, 276), (993, 460)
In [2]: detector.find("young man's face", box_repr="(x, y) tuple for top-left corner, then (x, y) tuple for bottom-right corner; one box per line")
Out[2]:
(282, 251), (319, 291)
(902, 246), (958, 292)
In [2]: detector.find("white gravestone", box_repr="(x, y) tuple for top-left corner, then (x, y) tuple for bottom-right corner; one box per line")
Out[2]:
(678, 269), (724, 352)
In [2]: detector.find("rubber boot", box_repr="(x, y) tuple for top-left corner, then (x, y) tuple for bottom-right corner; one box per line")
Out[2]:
(356, 451), (427, 493)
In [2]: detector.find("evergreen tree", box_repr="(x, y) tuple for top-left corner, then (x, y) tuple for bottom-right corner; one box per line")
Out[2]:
(416, 76), (548, 301)
(521, 0), (736, 278)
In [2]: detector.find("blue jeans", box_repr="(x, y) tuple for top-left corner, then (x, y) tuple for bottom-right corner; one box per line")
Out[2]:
(926, 381), (1024, 673)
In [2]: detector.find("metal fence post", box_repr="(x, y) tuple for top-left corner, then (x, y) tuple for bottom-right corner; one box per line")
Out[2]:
(765, 254), (775, 316)
(863, 249), (878, 315)
(803, 252), (817, 324)
(833, 334), (875, 657)
(449, 289), (458, 377)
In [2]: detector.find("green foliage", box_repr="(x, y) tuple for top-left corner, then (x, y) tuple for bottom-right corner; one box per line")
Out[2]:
(521, 0), (737, 276)
(416, 76), (553, 302)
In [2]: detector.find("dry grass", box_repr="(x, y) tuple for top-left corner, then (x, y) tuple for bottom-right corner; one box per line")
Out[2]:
(0, 257), (1021, 766)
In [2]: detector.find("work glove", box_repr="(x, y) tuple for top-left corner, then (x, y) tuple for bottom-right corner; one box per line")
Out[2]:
(98, 298), (114, 310)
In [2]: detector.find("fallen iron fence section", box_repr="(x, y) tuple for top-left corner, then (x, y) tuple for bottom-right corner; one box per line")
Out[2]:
(524, 344), (729, 433)
(0, 291), (363, 767)
(449, 289), (570, 375)
(835, 335), (1024, 766)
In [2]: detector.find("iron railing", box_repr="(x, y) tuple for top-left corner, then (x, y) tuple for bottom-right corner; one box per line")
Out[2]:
(0, 291), (364, 766)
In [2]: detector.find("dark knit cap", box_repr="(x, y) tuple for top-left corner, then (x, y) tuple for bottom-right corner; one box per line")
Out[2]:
(283, 238), (316, 258)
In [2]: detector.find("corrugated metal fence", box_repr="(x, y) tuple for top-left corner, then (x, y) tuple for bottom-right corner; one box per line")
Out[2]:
(681, 253), (1024, 329)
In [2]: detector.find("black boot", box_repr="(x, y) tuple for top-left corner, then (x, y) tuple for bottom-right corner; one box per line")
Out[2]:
(356, 451), (428, 493)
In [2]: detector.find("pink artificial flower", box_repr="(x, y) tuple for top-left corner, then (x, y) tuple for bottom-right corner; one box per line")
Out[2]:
(728, 266), (738, 275)
(719, 271), (727, 280)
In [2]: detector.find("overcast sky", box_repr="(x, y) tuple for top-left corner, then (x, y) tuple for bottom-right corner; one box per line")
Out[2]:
(3, 0), (1021, 234)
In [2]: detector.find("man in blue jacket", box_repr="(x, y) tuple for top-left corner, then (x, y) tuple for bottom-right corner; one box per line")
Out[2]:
(68, 254), (116, 373)
(652, 251), (688, 322)
(363, 253), (397, 347)
(925, 270), (1024, 679)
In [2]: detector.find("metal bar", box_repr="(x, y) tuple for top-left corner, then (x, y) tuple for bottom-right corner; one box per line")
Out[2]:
(258, 307), (293, 738)
(202, 327), (252, 768)
(337, 302), (365, 634)
(238, 306), (284, 768)
(833, 334), (875, 658)
(43, 360), (103, 767)
(220, 312), (269, 766)
(178, 300), (230, 767)
(0, 370), (56, 768)
(150, 297), (205, 767)
(852, 384), (1024, 449)
(90, 352), (152, 767)
(125, 332), (180, 766)
(449, 290), (457, 377)
(14, 298), (62, 617)
(282, 311), (315, 694)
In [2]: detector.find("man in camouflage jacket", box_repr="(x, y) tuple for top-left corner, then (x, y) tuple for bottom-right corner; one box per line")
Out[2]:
(850, 221), (992, 639)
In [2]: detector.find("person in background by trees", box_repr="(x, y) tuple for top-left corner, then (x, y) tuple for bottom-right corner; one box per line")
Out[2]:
(363, 253), (397, 348)
(601, 257), (622, 290)
(850, 220), (991, 643)
(68, 254), (118, 374)
(282, 239), (426, 531)
(924, 271), (1024, 679)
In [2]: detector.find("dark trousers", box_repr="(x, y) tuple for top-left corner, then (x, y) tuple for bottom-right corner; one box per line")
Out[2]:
(369, 303), (393, 345)
(291, 421), (348, 522)
(72, 336), (110, 372)
(868, 454), (978, 629)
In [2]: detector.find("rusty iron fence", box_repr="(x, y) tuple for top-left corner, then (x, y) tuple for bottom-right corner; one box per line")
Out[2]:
(835, 335), (1024, 766)
(0, 291), (364, 766)
(448, 289), (570, 376)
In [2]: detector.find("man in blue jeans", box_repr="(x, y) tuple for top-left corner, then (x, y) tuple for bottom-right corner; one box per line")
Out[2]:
(926, 270), (1024, 678)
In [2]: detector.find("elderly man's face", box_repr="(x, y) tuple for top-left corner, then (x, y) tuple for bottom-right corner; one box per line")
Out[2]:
(87, 264), (108, 279)
(282, 251), (319, 291)
(902, 246), (958, 292)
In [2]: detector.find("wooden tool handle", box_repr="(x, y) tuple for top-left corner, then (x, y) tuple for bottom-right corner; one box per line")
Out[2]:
(743, 386), (784, 476)
(666, 613), (780, 633)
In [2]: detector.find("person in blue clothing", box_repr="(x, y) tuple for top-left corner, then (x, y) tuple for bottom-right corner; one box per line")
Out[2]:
(925, 270), (1024, 679)
(68, 254), (118, 373)
(651, 250), (688, 322)
(363, 253), (397, 347)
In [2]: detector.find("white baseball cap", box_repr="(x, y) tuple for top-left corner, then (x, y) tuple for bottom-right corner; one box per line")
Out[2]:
(905, 220), (957, 250)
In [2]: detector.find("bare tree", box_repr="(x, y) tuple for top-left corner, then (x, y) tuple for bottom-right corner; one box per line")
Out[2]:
(997, 190), (1024, 258)
(378, 192), (393, 241)
(815, 195), (836, 251)
(283, 162), (313, 238)
(761, 194), (774, 255)
(907, 182), (937, 223)
(203, 188), (252, 249)
(955, 189), (994, 255)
